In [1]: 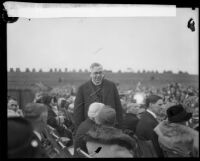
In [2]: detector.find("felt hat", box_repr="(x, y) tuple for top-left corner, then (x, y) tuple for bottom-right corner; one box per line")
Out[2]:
(96, 106), (116, 126)
(88, 102), (105, 119)
(167, 104), (192, 123)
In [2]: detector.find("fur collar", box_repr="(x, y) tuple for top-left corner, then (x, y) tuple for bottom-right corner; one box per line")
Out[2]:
(154, 120), (199, 155)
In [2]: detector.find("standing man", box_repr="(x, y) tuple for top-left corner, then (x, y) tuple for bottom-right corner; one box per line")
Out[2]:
(73, 62), (123, 132)
(135, 95), (164, 157)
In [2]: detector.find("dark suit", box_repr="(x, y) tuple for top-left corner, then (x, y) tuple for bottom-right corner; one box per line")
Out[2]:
(122, 113), (139, 134)
(135, 111), (164, 157)
(74, 79), (123, 131)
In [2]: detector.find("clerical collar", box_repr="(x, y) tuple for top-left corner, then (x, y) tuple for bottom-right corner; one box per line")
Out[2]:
(146, 109), (157, 119)
(91, 79), (103, 87)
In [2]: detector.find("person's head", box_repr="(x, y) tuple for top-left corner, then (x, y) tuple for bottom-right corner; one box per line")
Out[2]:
(7, 97), (19, 112)
(95, 105), (116, 126)
(145, 95), (163, 115)
(166, 104), (192, 124)
(88, 102), (105, 121)
(90, 63), (104, 86)
(8, 117), (41, 158)
(126, 103), (140, 115)
(84, 125), (136, 158)
(57, 97), (67, 109)
(23, 103), (48, 126)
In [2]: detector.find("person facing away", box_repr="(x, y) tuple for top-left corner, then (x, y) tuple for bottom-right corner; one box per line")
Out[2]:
(73, 62), (123, 132)
(8, 116), (47, 158)
(73, 102), (105, 157)
(84, 124), (136, 158)
(154, 104), (199, 157)
(23, 102), (50, 158)
(135, 94), (164, 157)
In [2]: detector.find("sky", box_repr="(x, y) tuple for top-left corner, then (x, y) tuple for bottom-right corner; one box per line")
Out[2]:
(7, 7), (199, 74)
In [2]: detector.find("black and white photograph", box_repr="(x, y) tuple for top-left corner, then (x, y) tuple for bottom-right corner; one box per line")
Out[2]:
(4, 2), (199, 158)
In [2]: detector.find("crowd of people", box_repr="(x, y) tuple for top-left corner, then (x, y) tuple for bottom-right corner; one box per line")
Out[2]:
(7, 63), (199, 158)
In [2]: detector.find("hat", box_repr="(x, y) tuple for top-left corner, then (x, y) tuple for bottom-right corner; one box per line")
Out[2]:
(167, 104), (192, 123)
(8, 117), (40, 158)
(96, 106), (116, 126)
(23, 103), (47, 119)
(88, 102), (105, 119)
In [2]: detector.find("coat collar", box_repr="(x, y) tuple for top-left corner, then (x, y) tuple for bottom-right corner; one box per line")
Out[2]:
(143, 111), (158, 124)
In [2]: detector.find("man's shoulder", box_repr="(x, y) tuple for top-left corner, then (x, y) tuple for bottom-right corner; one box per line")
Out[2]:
(78, 80), (91, 89)
(139, 112), (152, 122)
(103, 79), (115, 86)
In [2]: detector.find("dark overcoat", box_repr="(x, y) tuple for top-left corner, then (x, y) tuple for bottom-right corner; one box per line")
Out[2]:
(122, 113), (139, 134)
(135, 111), (164, 157)
(73, 79), (123, 130)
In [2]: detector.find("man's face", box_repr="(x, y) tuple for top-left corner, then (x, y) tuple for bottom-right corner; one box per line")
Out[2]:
(150, 99), (164, 115)
(8, 99), (18, 112)
(90, 66), (104, 86)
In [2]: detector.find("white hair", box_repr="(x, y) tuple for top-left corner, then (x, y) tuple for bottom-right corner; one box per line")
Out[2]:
(88, 102), (105, 120)
(90, 63), (103, 72)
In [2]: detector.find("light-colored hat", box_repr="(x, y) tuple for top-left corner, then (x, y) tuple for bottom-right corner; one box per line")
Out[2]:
(88, 102), (105, 119)
(95, 106), (116, 126)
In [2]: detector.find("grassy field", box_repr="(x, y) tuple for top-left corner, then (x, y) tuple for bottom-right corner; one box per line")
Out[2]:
(7, 72), (199, 91)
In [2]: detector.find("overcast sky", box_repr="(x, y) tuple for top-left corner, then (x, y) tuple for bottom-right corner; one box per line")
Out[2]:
(7, 8), (199, 74)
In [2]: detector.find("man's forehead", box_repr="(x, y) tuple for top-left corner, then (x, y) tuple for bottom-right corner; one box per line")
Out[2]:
(91, 66), (103, 73)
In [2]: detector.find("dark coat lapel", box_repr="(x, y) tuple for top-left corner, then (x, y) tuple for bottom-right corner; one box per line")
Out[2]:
(144, 111), (159, 125)
(102, 79), (112, 102)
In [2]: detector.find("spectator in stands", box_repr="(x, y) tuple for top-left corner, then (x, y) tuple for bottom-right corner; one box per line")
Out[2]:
(73, 102), (105, 157)
(135, 95), (164, 157)
(57, 97), (74, 133)
(121, 103), (139, 136)
(8, 117), (46, 158)
(74, 62), (123, 132)
(35, 94), (73, 144)
(7, 96), (23, 117)
(84, 125), (136, 158)
(154, 104), (199, 157)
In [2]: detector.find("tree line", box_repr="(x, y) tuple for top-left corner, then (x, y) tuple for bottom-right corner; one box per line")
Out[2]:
(8, 67), (189, 75)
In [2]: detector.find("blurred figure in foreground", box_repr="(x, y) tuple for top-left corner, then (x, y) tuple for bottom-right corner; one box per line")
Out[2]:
(73, 102), (105, 157)
(8, 117), (46, 158)
(84, 125), (136, 158)
(154, 104), (199, 157)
